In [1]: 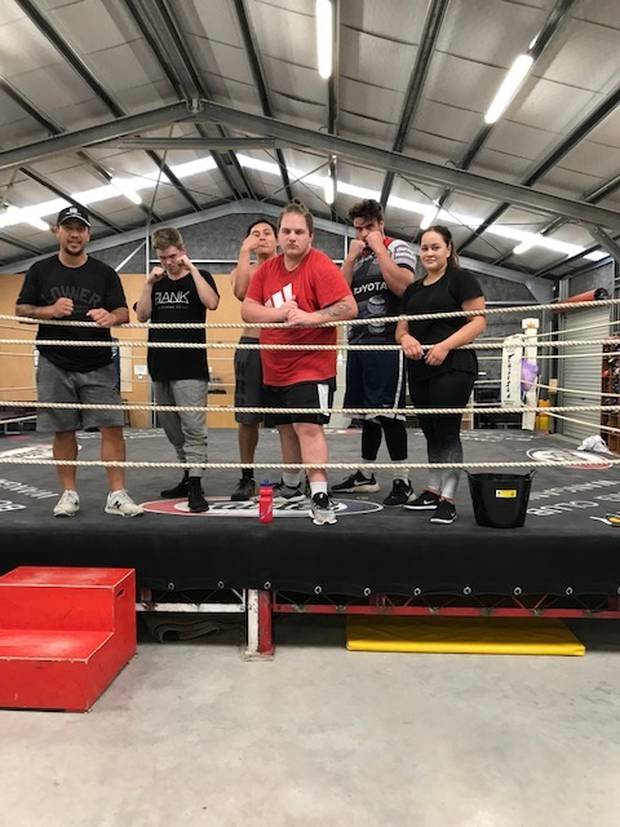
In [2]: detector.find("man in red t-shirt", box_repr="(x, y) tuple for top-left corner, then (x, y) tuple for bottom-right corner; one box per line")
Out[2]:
(243, 202), (357, 525)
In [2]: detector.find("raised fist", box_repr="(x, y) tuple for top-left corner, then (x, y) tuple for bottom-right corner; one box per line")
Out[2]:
(147, 265), (166, 284)
(348, 239), (366, 260)
(241, 234), (262, 254)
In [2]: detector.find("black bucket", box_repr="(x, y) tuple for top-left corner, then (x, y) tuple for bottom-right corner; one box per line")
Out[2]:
(467, 471), (535, 529)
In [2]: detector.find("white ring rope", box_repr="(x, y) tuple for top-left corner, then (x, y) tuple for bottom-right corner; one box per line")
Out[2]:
(1, 337), (618, 351)
(0, 399), (617, 418)
(545, 410), (620, 436)
(538, 382), (620, 400)
(0, 458), (618, 471)
(5, 296), (620, 330)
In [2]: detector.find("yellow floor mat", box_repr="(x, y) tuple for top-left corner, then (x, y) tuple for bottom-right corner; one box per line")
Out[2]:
(346, 616), (585, 656)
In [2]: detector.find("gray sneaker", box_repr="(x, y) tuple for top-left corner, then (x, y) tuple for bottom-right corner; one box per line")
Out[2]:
(53, 489), (80, 518)
(105, 489), (144, 518)
(309, 492), (337, 526)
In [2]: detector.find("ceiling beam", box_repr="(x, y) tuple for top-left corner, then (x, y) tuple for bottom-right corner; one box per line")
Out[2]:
(0, 103), (191, 170)
(233, 0), (293, 202)
(0, 231), (40, 255)
(105, 138), (281, 151)
(379, 0), (449, 208)
(0, 198), (540, 285)
(3, 99), (620, 230)
(0, 74), (149, 227)
(122, 0), (247, 202)
(192, 99), (620, 229)
(327, 0), (340, 220)
(15, 0), (201, 212)
(493, 170), (620, 266)
(458, 79), (620, 252)
(434, 0), (575, 241)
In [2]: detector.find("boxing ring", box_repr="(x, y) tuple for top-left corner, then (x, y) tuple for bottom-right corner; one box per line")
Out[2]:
(0, 299), (619, 655)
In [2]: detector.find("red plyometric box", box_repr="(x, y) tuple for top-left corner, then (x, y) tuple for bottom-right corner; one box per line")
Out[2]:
(0, 567), (136, 712)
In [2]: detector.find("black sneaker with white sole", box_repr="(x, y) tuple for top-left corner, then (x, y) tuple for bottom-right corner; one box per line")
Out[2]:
(309, 492), (337, 525)
(429, 499), (457, 524)
(404, 490), (441, 511)
(273, 480), (305, 503)
(230, 476), (256, 501)
(332, 470), (380, 494)
(383, 479), (414, 506)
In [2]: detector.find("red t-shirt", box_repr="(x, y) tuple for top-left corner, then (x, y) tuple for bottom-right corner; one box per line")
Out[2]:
(245, 248), (352, 386)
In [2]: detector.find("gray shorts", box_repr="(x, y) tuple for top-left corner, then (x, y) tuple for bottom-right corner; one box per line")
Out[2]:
(36, 356), (125, 433)
(234, 337), (263, 425)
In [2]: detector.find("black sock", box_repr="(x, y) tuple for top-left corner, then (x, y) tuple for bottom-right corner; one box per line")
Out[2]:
(242, 467), (254, 479)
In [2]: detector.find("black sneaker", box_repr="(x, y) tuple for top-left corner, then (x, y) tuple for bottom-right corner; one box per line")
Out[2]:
(383, 479), (414, 506)
(231, 476), (256, 501)
(273, 480), (305, 503)
(187, 477), (209, 513)
(160, 471), (189, 499)
(309, 492), (337, 526)
(332, 470), (380, 494)
(404, 490), (441, 511)
(429, 499), (457, 525)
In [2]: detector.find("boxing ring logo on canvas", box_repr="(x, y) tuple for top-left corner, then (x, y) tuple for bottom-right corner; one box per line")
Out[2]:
(526, 448), (613, 470)
(141, 498), (384, 518)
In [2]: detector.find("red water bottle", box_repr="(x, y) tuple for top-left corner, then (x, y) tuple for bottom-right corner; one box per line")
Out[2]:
(258, 480), (274, 523)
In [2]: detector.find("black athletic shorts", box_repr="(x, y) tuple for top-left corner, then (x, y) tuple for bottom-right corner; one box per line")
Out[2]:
(234, 336), (263, 425)
(263, 378), (336, 426)
(343, 349), (406, 418)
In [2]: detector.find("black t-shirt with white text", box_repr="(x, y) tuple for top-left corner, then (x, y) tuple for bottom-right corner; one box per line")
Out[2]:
(400, 267), (484, 380)
(147, 270), (219, 381)
(17, 255), (128, 372)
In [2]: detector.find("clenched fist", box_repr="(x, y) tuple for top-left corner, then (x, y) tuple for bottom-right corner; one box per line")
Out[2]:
(51, 297), (74, 318)
(241, 234), (262, 254)
(147, 265), (166, 284)
(87, 308), (114, 328)
(364, 230), (384, 254)
(347, 239), (366, 260)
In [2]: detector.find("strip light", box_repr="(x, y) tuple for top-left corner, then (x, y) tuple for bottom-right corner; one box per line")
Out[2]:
(111, 177), (142, 205)
(0, 151), (608, 264)
(419, 204), (439, 230)
(485, 54), (534, 124)
(316, 0), (333, 80)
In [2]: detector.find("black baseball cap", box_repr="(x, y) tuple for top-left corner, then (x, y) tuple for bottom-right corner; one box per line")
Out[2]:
(57, 204), (91, 227)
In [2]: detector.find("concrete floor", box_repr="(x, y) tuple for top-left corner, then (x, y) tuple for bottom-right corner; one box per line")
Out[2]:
(3, 616), (620, 827)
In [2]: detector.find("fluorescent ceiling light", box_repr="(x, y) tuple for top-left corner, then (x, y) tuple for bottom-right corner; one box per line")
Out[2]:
(419, 204), (439, 230)
(2, 149), (608, 267)
(485, 54), (534, 124)
(316, 0), (333, 80)
(111, 177), (142, 205)
(512, 237), (539, 255)
(324, 169), (335, 205)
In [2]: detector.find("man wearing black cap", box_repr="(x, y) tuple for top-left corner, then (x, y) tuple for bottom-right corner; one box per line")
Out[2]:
(16, 204), (143, 518)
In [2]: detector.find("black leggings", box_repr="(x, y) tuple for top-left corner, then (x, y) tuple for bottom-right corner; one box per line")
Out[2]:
(361, 416), (407, 462)
(409, 369), (475, 498)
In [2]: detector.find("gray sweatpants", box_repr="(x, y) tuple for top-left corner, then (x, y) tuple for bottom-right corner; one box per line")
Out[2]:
(154, 379), (208, 477)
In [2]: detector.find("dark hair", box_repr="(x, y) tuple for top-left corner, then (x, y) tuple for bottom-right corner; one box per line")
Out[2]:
(419, 224), (459, 268)
(278, 201), (313, 234)
(246, 218), (277, 237)
(348, 199), (383, 223)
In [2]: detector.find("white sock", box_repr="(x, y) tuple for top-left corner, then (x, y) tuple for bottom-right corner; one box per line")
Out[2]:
(393, 466), (409, 483)
(310, 481), (328, 497)
(282, 471), (301, 488)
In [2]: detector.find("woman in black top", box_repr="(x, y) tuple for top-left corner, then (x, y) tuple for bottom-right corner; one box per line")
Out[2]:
(395, 226), (486, 524)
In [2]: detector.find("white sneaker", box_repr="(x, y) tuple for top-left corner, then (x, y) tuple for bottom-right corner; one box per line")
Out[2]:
(309, 492), (337, 526)
(53, 489), (80, 518)
(105, 489), (144, 518)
